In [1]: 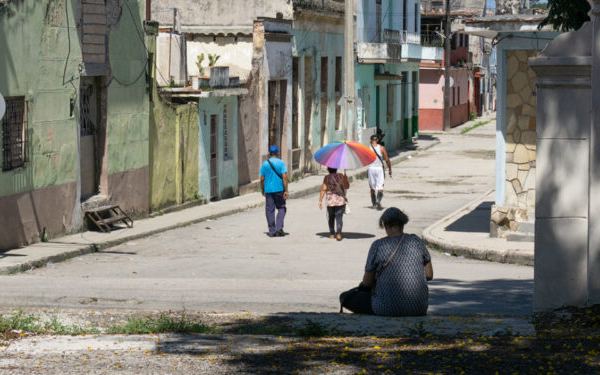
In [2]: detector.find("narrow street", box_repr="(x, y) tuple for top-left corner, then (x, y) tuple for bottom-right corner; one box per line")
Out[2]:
(0, 122), (533, 316)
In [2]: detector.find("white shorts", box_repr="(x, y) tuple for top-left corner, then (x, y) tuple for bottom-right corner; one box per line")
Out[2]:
(368, 167), (384, 191)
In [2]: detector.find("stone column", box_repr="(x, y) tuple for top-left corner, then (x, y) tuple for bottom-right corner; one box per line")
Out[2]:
(588, 0), (600, 304)
(529, 20), (593, 310)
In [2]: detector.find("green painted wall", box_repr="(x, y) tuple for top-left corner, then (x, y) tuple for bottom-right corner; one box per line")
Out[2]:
(106, 0), (149, 174)
(0, 0), (80, 197)
(0, 0), (150, 197)
(198, 95), (239, 200)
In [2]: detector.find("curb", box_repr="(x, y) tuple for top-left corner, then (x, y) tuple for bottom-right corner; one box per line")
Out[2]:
(1, 139), (441, 275)
(421, 189), (534, 266)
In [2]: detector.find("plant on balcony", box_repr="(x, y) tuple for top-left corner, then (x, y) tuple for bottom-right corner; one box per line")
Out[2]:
(196, 54), (205, 76)
(208, 54), (221, 67)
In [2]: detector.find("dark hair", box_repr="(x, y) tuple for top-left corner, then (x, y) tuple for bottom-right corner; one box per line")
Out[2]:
(379, 207), (409, 229)
(370, 135), (379, 141)
(327, 167), (338, 174)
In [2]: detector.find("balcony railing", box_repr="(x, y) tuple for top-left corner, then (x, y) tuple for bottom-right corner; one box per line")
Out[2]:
(421, 30), (444, 47)
(358, 28), (421, 45)
(401, 31), (421, 45)
(383, 28), (400, 44)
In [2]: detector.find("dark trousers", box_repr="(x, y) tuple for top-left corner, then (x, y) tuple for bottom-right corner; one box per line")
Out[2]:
(265, 191), (286, 236)
(327, 205), (345, 235)
(340, 289), (374, 315)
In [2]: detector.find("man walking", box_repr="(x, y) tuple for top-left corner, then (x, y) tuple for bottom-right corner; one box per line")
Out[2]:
(260, 145), (289, 237)
(368, 134), (392, 210)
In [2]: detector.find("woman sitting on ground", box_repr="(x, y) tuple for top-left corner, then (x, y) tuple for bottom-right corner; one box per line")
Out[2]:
(318, 167), (350, 241)
(340, 207), (433, 316)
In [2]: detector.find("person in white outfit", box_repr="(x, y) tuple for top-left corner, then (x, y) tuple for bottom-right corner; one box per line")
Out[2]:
(368, 134), (392, 210)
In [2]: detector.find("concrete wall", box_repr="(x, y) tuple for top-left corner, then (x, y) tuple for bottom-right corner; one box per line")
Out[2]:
(149, 96), (199, 211)
(186, 35), (253, 82)
(0, 0), (150, 250)
(530, 14), (599, 310)
(198, 95), (239, 200)
(156, 32), (187, 86)
(151, 0), (293, 27)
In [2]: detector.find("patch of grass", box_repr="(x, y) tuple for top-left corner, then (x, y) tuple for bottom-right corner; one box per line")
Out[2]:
(0, 311), (99, 342)
(296, 320), (337, 337)
(461, 120), (490, 134)
(106, 315), (221, 335)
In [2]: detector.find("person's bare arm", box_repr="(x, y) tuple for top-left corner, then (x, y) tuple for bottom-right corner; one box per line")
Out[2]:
(318, 183), (327, 209)
(424, 261), (433, 281)
(362, 271), (376, 288)
(381, 146), (392, 177)
(282, 173), (289, 199)
(260, 176), (265, 196)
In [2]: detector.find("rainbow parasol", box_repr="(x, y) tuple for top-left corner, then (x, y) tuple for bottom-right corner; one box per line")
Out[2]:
(314, 141), (377, 170)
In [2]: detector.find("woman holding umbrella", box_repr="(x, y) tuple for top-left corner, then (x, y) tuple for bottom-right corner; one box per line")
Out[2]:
(319, 168), (350, 241)
(314, 141), (377, 241)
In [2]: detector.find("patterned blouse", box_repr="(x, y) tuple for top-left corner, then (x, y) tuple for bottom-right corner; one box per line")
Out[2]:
(365, 234), (431, 316)
(324, 173), (346, 207)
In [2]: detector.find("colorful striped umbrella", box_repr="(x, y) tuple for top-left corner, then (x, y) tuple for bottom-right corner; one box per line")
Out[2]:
(314, 141), (377, 170)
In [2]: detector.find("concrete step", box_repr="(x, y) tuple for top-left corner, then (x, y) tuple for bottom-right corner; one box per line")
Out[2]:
(518, 221), (535, 233)
(506, 231), (534, 243)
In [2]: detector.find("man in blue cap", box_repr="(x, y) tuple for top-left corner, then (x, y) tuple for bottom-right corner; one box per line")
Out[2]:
(260, 145), (289, 237)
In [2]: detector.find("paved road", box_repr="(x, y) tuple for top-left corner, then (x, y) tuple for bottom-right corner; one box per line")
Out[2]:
(0, 122), (533, 315)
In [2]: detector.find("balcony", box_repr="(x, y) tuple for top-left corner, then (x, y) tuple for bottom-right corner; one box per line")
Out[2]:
(421, 46), (444, 62)
(357, 43), (402, 63)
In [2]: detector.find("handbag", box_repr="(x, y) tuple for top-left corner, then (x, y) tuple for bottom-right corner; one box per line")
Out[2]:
(344, 199), (351, 215)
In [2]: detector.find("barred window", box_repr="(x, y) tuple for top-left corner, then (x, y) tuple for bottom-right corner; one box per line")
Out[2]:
(223, 107), (229, 158)
(2, 96), (27, 171)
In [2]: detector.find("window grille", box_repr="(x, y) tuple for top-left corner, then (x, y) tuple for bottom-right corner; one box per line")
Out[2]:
(223, 107), (229, 158)
(2, 96), (27, 171)
(80, 82), (96, 136)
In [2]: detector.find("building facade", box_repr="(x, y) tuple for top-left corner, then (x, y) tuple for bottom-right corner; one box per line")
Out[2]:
(0, 0), (152, 250)
(355, 0), (423, 149)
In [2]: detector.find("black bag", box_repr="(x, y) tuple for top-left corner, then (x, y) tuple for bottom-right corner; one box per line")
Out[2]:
(339, 283), (371, 313)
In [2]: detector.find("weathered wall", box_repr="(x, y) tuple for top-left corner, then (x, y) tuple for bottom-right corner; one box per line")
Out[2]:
(292, 12), (344, 173)
(105, 0), (150, 217)
(149, 94), (199, 212)
(156, 32), (187, 86)
(151, 0), (293, 27)
(198, 95), (239, 200)
(0, 0), (150, 249)
(186, 35), (253, 82)
(238, 21), (265, 187)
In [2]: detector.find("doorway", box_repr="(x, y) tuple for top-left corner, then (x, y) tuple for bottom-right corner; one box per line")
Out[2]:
(268, 80), (287, 149)
(79, 77), (100, 200)
(210, 115), (218, 200)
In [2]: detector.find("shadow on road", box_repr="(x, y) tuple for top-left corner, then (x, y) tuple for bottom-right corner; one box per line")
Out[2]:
(315, 232), (376, 240)
(429, 278), (533, 316)
(444, 201), (493, 233)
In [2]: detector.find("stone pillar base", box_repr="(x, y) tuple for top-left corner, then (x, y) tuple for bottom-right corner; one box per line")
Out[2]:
(490, 205), (531, 238)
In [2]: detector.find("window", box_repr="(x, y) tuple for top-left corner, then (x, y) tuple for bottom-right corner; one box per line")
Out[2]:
(335, 56), (342, 95)
(2, 96), (27, 171)
(457, 86), (461, 105)
(403, 0), (407, 32)
(223, 106), (229, 158)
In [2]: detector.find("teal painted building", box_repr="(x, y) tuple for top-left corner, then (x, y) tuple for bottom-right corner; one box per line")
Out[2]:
(355, 0), (422, 151)
(198, 90), (246, 201)
(0, 0), (152, 250)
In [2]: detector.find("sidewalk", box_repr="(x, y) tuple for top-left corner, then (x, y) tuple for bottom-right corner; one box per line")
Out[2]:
(0, 137), (440, 275)
(422, 189), (534, 266)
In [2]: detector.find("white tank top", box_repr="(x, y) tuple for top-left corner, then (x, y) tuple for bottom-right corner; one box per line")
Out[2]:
(370, 144), (383, 168)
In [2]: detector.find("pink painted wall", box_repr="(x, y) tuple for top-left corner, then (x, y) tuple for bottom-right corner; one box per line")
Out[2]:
(419, 69), (444, 110)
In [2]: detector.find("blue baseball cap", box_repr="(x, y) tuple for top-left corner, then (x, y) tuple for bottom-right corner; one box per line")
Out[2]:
(269, 145), (279, 154)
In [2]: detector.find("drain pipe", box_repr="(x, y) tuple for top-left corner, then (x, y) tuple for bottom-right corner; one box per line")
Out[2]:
(146, 0), (151, 21)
